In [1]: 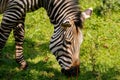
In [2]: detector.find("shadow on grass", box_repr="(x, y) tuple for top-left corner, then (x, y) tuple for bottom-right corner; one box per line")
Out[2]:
(0, 38), (120, 80)
(78, 68), (120, 80)
(0, 38), (67, 80)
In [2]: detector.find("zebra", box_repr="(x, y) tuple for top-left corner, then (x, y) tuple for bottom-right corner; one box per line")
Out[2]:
(0, 0), (92, 76)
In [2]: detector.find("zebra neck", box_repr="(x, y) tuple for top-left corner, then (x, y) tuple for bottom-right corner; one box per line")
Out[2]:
(0, 0), (9, 13)
(43, 0), (80, 28)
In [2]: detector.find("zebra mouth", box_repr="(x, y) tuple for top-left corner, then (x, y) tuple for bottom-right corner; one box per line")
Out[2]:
(61, 66), (80, 77)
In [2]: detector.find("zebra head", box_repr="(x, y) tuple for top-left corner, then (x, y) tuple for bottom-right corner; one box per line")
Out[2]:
(50, 8), (92, 76)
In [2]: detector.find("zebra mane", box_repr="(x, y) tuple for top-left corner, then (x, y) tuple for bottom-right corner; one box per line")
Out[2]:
(69, 0), (83, 28)
(74, 12), (83, 28)
(64, 0), (83, 28)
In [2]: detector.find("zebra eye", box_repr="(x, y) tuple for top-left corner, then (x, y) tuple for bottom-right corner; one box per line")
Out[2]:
(61, 20), (71, 28)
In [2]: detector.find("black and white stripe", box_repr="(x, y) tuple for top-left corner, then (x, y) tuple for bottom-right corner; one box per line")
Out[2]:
(0, 0), (83, 72)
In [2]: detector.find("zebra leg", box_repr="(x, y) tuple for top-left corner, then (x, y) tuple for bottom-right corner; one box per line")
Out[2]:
(0, 23), (12, 56)
(13, 23), (28, 70)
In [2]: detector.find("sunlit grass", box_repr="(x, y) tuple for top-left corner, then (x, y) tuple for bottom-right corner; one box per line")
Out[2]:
(0, 0), (120, 80)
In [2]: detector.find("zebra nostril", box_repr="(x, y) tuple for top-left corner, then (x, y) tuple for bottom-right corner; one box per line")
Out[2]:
(61, 66), (80, 77)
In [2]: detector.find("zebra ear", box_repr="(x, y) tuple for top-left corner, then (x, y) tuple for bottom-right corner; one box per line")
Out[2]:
(81, 8), (93, 22)
(61, 20), (71, 28)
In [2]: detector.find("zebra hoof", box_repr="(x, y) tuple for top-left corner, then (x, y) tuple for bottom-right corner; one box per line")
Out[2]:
(19, 61), (28, 70)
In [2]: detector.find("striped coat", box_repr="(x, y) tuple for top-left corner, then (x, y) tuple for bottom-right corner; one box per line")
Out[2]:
(0, 0), (92, 76)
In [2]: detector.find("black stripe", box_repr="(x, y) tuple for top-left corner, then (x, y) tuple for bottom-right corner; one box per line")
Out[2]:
(58, 61), (70, 68)
(58, 57), (71, 64)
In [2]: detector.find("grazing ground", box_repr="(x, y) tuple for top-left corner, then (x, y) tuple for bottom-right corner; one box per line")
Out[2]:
(0, 0), (120, 80)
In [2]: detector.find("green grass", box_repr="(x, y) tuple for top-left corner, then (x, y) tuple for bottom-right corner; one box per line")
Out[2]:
(0, 0), (120, 80)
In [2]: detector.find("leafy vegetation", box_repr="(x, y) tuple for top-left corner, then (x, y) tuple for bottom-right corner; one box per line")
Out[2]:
(0, 0), (120, 80)
(94, 0), (120, 16)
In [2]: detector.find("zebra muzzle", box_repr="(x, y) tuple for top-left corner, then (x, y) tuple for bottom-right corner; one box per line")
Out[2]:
(61, 65), (80, 77)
